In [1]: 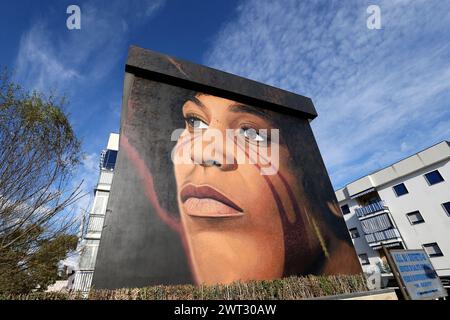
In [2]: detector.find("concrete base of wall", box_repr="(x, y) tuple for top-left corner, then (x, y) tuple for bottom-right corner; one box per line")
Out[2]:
(311, 289), (398, 300)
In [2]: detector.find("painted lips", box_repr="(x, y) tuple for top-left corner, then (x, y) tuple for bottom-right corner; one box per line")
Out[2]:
(180, 184), (244, 218)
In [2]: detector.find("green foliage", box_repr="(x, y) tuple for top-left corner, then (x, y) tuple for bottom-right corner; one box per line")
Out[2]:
(0, 72), (80, 168)
(0, 274), (368, 300)
(0, 233), (78, 294)
(0, 69), (83, 295)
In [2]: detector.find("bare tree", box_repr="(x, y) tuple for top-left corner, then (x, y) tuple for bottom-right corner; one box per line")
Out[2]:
(0, 71), (84, 293)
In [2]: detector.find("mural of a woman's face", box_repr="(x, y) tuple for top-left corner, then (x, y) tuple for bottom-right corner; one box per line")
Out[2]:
(173, 94), (319, 285)
(91, 49), (363, 290)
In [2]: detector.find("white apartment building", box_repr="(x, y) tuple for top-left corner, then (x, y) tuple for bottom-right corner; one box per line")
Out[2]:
(72, 133), (119, 293)
(335, 141), (450, 288)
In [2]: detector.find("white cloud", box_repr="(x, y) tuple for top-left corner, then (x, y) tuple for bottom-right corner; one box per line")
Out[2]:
(15, 4), (123, 92)
(14, 0), (166, 93)
(15, 23), (81, 92)
(204, 0), (450, 188)
(144, 0), (166, 17)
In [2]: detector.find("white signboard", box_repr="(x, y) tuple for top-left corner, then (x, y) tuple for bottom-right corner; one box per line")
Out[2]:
(390, 249), (447, 300)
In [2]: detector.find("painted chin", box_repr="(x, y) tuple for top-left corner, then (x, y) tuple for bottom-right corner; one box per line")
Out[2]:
(183, 197), (244, 218)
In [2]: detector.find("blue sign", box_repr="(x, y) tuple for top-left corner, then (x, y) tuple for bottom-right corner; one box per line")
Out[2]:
(390, 249), (447, 300)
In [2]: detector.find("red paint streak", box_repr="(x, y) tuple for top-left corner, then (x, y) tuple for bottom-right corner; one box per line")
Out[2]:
(236, 142), (309, 275)
(121, 134), (181, 232)
(260, 150), (311, 274)
(121, 133), (199, 283)
(126, 99), (136, 123)
(167, 57), (190, 79)
(235, 142), (287, 223)
(256, 150), (303, 225)
(278, 172), (302, 220)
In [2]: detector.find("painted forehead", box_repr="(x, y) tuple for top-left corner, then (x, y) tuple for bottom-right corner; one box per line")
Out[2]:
(189, 93), (276, 126)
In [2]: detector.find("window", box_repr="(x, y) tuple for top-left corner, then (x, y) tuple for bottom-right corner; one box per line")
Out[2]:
(424, 170), (444, 185)
(93, 191), (109, 215)
(423, 243), (444, 257)
(349, 227), (360, 239)
(442, 202), (450, 217)
(393, 183), (409, 197)
(358, 254), (370, 265)
(101, 150), (118, 170)
(340, 204), (350, 215)
(406, 211), (425, 225)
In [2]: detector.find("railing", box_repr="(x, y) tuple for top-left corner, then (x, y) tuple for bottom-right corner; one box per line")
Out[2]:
(355, 200), (387, 218)
(73, 270), (93, 293)
(365, 228), (401, 244)
(360, 213), (393, 234)
(86, 214), (105, 233)
(98, 170), (114, 186)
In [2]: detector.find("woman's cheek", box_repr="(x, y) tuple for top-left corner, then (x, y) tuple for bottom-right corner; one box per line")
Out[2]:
(239, 167), (285, 266)
(173, 163), (192, 184)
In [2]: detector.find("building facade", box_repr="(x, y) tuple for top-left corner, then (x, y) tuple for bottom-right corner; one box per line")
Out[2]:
(336, 141), (450, 288)
(72, 133), (119, 293)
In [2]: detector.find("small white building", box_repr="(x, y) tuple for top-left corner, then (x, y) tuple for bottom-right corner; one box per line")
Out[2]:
(72, 133), (119, 294)
(335, 141), (450, 288)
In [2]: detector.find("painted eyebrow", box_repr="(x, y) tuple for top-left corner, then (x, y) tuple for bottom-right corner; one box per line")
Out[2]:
(184, 97), (211, 119)
(187, 96), (207, 109)
(186, 97), (275, 126)
(229, 103), (275, 126)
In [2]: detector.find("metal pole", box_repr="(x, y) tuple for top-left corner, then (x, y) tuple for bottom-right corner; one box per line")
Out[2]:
(382, 244), (410, 300)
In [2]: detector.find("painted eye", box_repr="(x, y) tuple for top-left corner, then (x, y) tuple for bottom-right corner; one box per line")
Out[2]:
(240, 127), (266, 142)
(186, 116), (209, 129)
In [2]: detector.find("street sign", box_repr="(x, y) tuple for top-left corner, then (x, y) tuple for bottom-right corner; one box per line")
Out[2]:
(389, 249), (447, 300)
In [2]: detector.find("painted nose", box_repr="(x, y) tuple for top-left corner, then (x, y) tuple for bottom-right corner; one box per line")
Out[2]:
(202, 159), (221, 167)
(194, 153), (237, 171)
(190, 130), (237, 172)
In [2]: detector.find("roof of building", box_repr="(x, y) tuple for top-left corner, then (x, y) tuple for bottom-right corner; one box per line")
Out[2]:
(125, 45), (317, 119)
(336, 140), (450, 202)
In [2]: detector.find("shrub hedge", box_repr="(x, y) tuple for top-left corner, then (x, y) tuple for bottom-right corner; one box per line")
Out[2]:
(0, 274), (368, 300)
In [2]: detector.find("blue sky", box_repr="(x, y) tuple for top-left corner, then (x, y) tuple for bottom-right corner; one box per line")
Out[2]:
(1, 0), (450, 215)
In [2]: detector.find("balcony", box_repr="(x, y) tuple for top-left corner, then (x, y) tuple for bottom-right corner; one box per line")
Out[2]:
(86, 214), (105, 236)
(96, 170), (114, 191)
(73, 270), (93, 293)
(355, 200), (388, 218)
(365, 228), (402, 246)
